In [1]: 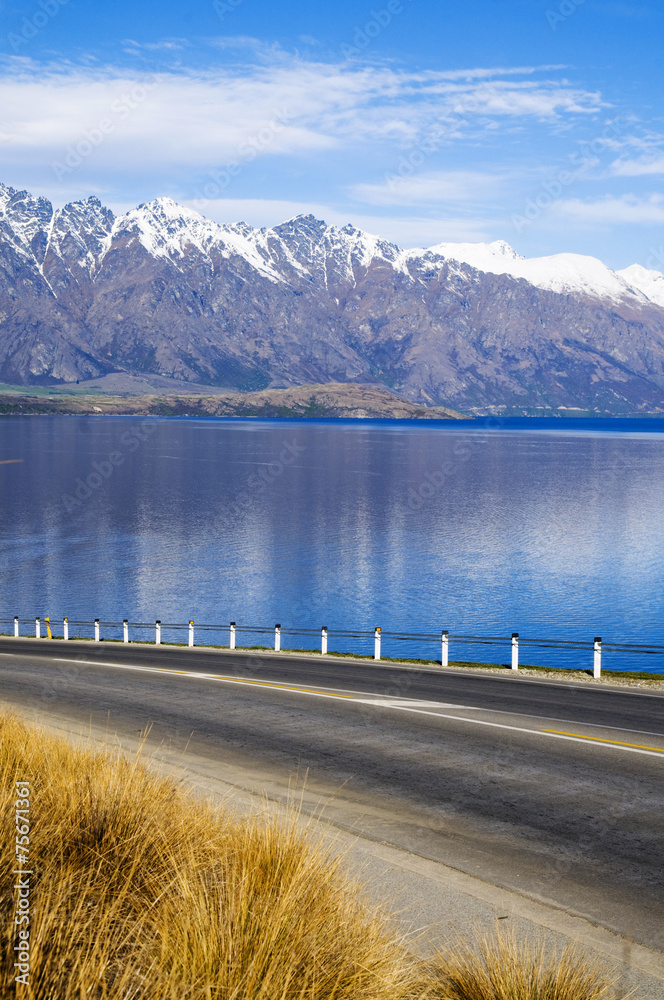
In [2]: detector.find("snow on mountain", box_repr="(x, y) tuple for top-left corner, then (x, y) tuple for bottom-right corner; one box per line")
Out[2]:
(250, 214), (400, 287)
(2, 182), (664, 311)
(617, 264), (664, 310)
(110, 197), (286, 283)
(47, 196), (115, 280)
(405, 237), (654, 306)
(502, 252), (645, 304)
(337, 221), (401, 267)
(5, 183), (664, 412)
(405, 238), (523, 273)
(0, 182), (54, 263)
(0, 182), (12, 216)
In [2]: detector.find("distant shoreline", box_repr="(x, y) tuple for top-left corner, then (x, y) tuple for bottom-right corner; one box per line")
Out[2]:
(0, 379), (467, 420)
(2, 377), (663, 420)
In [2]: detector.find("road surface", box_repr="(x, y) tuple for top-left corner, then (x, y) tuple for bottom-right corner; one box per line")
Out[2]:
(1, 637), (662, 952)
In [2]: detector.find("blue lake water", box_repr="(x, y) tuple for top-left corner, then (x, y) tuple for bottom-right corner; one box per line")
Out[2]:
(1, 413), (664, 673)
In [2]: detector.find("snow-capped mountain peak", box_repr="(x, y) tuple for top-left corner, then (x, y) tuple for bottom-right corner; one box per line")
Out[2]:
(119, 197), (213, 255)
(1, 184), (663, 310)
(4, 182), (664, 415)
(488, 240), (523, 259)
(0, 183), (54, 263)
(260, 214), (401, 286)
(493, 251), (642, 304)
(418, 238), (524, 266)
(108, 197), (282, 282)
(403, 238), (653, 306)
(617, 264), (664, 310)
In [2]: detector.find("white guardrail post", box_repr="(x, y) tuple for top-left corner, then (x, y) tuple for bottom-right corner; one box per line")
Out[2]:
(0, 614), (616, 676)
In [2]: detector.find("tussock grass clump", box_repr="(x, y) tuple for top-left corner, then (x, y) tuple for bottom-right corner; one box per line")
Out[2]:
(0, 713), (628, 1000)
(0, 714), (429, 1000)
(429, 930), (625, 1000)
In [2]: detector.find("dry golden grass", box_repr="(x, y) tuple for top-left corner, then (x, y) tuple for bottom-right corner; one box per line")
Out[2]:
(0, 713), (430, 999)
(429, 929), (627, 1000)
(0, 713), (628, 1000)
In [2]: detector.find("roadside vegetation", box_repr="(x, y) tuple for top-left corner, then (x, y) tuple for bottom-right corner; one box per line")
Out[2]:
(430, 933), (622, 1000)
(1, 713), (628, 999)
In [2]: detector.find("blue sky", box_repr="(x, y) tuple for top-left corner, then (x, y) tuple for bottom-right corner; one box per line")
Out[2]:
(0, 0), (662, 269)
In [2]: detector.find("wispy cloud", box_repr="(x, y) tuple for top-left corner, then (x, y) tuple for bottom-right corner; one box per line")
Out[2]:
(122, 38), (191, 52)
(178, 197), (493, 247)
(416, 78), (604, 119)
(350, 170), (507, 207)
(0, 50), (639, 257)
(0, 55), (607, 178)
(205, 35), (275, 52)
(552, 194), (664, 225)
(417, 65), (569, 81)
(610, 155), (664, 176)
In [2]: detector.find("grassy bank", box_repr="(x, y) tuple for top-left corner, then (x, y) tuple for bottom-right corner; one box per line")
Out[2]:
(1, 713), (427, 999)
(1, 714), (626, 998)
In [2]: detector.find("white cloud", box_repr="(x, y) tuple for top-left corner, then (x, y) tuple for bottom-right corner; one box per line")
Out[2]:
(0, 65), (338, 172)
(177, 196), (493, 247)
(552, 194), (664, 225)
(0, 52), (618, 256)
(426, 79), (604, 119)
(205, 35), (273, 52)
(350, 170), (505, 206)
(423, 65), (568, 81)
(122, 38), (191, 52)
(610, 155), (664, 176)
(0, 56), (606, 183)
(178, 197), (337, 229)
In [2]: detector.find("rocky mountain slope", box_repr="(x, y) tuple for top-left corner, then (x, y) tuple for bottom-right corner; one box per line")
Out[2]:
(2, 181), (664, 414)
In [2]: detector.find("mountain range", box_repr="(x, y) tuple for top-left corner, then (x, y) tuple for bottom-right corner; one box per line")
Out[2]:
(2, 181), (664, 414)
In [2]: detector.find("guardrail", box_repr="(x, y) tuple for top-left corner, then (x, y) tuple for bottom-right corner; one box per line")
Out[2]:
(2, 616), (664, 678)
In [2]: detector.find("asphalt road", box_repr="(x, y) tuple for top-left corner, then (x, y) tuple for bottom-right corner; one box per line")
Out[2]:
(1, 638), (663, 950)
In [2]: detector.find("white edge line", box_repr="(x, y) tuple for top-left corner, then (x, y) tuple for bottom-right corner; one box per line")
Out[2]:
(42, 655), (664, 736)
(356, 702), (664, 759)
(47, 657), (664, 759)
(4, 649), (664, 726)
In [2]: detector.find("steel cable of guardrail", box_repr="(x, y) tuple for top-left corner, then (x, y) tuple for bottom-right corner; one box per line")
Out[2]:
(6, 617), (664, 656)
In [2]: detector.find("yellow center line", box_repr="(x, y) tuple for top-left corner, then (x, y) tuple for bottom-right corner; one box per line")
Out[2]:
(205, 673), (354, 698)
(0, 459), (23, 465)
(35, 658), (664, 757)
(53, 658), (355, 698)
(542, 729), (664, 753)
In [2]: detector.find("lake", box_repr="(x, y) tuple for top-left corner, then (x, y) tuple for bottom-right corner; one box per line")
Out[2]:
(1, 413), (664, 673)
